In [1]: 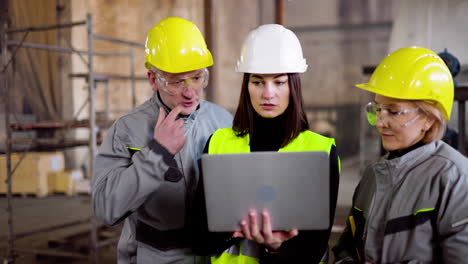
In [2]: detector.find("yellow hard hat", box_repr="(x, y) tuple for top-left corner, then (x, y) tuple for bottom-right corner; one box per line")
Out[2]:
(356, 46), (454, 120)
(144, 17), (213, 73)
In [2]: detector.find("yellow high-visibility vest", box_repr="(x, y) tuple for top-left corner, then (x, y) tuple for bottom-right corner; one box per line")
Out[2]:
(208, 127), (336, 264)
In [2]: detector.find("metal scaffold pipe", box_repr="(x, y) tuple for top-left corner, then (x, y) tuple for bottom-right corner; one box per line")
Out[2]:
(87, 13), (100, 264)
(92, 33), (144, 47)
(2, 15), (15, 264)
(7, 40), (131, 56)
(6, 21), (86, 34)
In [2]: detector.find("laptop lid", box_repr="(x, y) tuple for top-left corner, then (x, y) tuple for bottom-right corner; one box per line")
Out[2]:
(201, 151), (330, 232)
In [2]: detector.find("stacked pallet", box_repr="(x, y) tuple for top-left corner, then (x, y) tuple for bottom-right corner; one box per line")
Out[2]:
(0, 152), (91, 197)
(48, 169), (88, 196)
(0, 152), (64, 197)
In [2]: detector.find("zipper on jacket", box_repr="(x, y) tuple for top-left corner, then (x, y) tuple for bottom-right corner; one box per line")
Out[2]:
(363, 161), (391, 259)
(362, 166), (382, 256)
(363, 191), (375, 242)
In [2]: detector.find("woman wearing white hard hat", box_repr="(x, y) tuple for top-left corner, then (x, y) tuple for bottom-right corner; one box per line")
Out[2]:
(193, 24), (340, 263)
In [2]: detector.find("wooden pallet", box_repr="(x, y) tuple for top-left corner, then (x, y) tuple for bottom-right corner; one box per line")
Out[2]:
(0, 152), (65, 197)
(48, 170), (83, 196)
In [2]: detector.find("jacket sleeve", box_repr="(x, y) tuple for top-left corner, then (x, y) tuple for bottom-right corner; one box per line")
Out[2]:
(190, 135), (239, 255)
(91, 120), (178, 225)
(438, 168), (468, 263)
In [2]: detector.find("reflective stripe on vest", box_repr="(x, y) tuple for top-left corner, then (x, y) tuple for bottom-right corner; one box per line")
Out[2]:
(211, 240), (259, 264)
(208, 127), (336, 263)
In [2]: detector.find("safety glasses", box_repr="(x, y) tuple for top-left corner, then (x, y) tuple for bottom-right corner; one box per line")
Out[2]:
(366, 102), (420, 127)
(154, 68), (209, 95)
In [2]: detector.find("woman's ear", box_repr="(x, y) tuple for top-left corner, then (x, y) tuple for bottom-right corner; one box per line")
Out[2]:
(423, 115), (435, 132)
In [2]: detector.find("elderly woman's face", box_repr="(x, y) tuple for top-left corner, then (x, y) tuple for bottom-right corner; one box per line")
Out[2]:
(373, 94), (434, 151)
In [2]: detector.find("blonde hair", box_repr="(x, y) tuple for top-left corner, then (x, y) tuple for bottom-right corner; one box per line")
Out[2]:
(414, 101), (447, 143)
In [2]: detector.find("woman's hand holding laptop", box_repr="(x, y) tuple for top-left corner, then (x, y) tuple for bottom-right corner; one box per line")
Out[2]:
(232, 209), (299, 251)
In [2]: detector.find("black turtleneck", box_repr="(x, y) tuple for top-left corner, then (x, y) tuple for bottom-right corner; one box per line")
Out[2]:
(387, 141), (426, 160)
(250, 114), (286, 152)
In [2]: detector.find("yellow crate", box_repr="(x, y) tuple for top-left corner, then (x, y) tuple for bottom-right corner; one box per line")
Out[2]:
(0, 152), (64, 197)
(48, 169), (83, 195)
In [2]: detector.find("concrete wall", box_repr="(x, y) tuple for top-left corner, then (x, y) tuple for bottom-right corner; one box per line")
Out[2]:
(3, 1), (398, 169)
(0, 0), (398, 167)
(209, 0), (396, 158)
(70, 0), (207, 120)
(389, 0), (468, 134)
(212, 1), (260, 111)
(68, 1), (260, 171)
(69, 0), (395, 116)
(4, 0), (466, 184)
(0, 0), (396, 168)
(256, 0), (395, 158)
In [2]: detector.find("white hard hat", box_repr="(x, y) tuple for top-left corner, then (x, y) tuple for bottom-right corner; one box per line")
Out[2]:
(236, 24), (308, 74)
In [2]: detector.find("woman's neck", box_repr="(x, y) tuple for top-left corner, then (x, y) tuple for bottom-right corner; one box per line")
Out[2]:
(387, 141), (426, 159)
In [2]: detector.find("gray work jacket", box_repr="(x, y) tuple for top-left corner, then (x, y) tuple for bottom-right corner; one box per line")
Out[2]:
(333, 141), (468, 263)
(92, 93), (232, 264)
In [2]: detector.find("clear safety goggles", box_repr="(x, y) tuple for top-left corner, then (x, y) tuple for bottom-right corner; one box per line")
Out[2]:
(365, 102), (420, 127)
(154, 68), (209, 95)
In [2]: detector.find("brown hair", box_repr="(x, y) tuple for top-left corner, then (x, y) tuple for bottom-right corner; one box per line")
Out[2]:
(414, 100), (447, 143)
(232, 73), (309, 148)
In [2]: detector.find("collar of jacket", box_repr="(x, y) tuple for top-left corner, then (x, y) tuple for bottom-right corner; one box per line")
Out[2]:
(387, 141), (425, 160)
(376, 141), (438, 183)
(150, 91), (202, 122)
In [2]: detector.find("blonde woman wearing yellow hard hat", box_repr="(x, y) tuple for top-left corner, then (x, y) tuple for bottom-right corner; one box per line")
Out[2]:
(92, 17), (232, 264)
(333, 46), (468, 263)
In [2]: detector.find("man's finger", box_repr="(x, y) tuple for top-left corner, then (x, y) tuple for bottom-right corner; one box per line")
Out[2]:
(156, 107), (166, 127)
(166, 105), (184, 122)
(175, 119), (185, 129)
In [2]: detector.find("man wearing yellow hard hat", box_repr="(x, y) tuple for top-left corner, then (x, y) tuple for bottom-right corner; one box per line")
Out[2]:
(92, 17), (232, 264)
(333, 47), (468, 263)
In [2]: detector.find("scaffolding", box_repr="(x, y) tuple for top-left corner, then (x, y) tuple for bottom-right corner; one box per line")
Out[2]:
(1, 13), (146, 263)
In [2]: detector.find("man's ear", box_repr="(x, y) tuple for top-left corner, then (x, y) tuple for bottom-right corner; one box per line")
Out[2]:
(148, 71), (159, 92)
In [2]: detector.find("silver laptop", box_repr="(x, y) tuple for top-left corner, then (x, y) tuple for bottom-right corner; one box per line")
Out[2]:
(201, 151), (330, 232)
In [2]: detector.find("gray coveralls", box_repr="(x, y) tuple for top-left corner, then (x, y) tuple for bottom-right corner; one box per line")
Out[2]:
(333, 141), (468, 263)
(92, 93), (233, 263)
